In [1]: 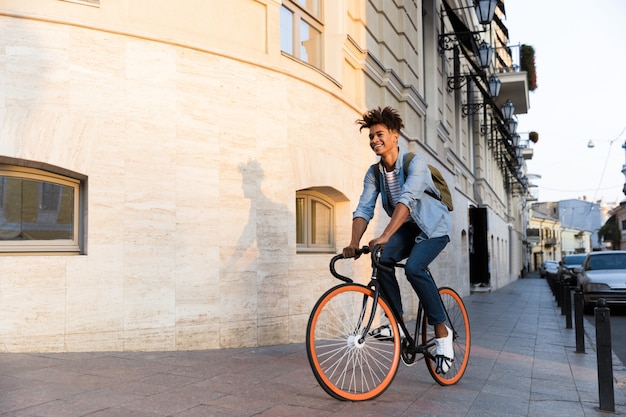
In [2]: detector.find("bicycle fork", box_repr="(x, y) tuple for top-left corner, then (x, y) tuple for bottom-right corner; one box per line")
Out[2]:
(354, 276), (382, 345)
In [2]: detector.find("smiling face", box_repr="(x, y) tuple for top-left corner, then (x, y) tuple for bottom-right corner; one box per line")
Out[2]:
(368, 124), (398, 157)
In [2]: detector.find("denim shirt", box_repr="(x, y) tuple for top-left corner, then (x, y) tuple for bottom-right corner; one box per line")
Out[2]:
(352, 151), (451, 239)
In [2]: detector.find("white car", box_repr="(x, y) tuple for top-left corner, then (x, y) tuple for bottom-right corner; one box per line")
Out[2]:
(577, 251), (626, 313)
(540, 260), (559, 278)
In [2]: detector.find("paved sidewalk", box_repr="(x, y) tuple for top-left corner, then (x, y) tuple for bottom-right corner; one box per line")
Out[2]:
(1, 275), (626, 416)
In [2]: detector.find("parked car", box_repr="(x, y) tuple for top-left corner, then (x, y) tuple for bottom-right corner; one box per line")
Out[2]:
(577, 251), (626, 313)
(540, 260), (559, 279)
(557, 253), (588, 286)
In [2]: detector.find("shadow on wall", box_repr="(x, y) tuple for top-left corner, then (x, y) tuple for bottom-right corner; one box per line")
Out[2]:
(220, 159), (294, 346)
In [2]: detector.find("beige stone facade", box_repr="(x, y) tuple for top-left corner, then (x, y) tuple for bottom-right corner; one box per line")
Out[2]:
(0, 0), (531, 352)
(529, 214), (561, 270)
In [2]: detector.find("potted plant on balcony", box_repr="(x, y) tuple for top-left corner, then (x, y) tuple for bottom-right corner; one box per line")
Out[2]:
(520, 44), (537, 91)
(529, 131), (539, 143)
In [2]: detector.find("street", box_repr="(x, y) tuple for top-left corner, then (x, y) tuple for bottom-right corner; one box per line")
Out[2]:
(584, 305), (626, 365)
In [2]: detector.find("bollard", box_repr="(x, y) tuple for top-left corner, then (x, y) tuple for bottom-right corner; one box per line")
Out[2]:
(560, 282), (567, 315)
(564, 285), (572, 329)
(574, 289), (585, 353)
(556, 280), (562, 308)
(594, 298), (615, 412)
(554, 279), (558, 305)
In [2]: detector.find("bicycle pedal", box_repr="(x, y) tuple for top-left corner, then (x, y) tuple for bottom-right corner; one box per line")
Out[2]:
(401, 352), (417, 366)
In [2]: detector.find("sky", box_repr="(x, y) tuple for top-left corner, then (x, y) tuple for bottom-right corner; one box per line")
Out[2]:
(503, 0), (626, 205)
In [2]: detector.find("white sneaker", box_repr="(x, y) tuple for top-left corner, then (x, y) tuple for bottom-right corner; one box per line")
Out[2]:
(434, 325), (454, 374)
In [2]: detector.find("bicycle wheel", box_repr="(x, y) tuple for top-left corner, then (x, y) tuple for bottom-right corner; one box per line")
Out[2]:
(306, 283), (401, 401)
(422, 286), (470, 385)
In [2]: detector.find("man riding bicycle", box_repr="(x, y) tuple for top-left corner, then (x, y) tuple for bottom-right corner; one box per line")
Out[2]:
(342, 106), (454, 374)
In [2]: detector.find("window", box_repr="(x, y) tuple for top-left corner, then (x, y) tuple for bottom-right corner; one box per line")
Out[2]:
(280, 1), (323, 69)
(296, 190), (334, 252)
(0, 164), (84, 253)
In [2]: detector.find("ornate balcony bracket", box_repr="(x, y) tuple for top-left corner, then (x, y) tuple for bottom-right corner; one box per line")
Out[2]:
(480, 123), (499, 136)
(461, 102), (488, 117)
(439, 31), (483, 52)
(447, 73), (485, 92)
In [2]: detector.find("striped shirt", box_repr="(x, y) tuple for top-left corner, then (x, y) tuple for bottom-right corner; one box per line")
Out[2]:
(384, 169), (402, 207)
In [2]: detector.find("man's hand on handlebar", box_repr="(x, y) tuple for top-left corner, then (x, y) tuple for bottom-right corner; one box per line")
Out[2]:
(342, 245), (372, 259)
(368, 235), (389, 251)
(342, 244), (362, 259)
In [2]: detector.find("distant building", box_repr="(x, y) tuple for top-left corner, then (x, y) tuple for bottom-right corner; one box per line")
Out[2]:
(532, 199), (604, 251)
(561, 227), (591, 255)
(528, 210), (561, 270)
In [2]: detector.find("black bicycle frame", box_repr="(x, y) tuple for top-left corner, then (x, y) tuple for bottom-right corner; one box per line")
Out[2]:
(366, 252), (427, 355)
(374, 270), (434, 356)
(329, 245), (444, 358)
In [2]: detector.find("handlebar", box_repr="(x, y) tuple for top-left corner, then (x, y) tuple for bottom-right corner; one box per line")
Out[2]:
(329, 245), (396, 283)
(329, 246), (369, 283)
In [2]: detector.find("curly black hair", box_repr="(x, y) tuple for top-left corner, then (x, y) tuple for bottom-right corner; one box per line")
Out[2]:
(355, 106), (405, 132)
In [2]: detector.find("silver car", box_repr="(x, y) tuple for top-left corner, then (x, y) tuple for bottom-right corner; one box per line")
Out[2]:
(543, 260), (559, 278)
(577, 251), (626, 313)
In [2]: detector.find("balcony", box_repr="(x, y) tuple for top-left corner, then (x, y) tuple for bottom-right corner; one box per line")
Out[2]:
(544, 238), (557, 247)
(526, 228), (540, 243)
(522, 147), (533, 160)
(494, 69), (529, 115)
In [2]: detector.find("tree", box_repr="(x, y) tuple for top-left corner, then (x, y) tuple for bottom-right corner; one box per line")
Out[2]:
(598, 215), (620, 250)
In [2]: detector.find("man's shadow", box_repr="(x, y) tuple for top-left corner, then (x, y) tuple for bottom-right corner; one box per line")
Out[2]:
(221, 160), (293, 346)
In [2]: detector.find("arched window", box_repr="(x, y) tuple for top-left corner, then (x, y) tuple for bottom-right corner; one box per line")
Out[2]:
(296, 189), (335, 253)
(0, 163), (84, 253)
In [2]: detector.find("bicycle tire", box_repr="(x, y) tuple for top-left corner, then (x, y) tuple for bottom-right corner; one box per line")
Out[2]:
(422, 286), (470, 385)
(306, 283), (401, 401)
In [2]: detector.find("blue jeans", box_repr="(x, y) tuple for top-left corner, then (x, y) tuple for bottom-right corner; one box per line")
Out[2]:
(378, 222), (449, 325)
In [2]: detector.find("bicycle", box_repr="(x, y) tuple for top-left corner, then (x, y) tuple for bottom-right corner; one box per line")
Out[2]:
(306, 245), (470, 401)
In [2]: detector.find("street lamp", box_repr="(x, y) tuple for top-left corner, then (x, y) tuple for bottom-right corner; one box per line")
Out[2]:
(511, 134), (520, 148)
(506, 116), (518, 135)
(586, 128), (626, 196)
(501, 99), (515, 120)
(474, 0), (498, 25)
(488, 74), (501, 98)
(477, 41), (493, 68)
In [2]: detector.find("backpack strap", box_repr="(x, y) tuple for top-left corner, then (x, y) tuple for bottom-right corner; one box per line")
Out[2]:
(372, 152), (441, 202)
(402, 153), (442, 202)
(373, 152), (413, 184)
(402, 152), (415, 176)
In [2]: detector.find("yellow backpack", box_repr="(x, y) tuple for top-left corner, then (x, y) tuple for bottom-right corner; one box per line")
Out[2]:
(373, 152), (454, 211)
